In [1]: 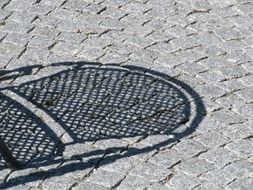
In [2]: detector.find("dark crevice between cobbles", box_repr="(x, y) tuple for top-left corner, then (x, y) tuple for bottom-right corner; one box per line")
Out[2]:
(194, 56), (209, 63)
(46, 8), (57, 16)
(168, 48), (183, 55)
(30, 15), (40, 24)
(192, 149), (209, 158)
(184, 45), (203, 52)
(1, 0), (11, 9)
(17, 43), (28, 59)
(184, 21), (197, 29)
(47, 41), (58, 51)
(27, 26), (35, 34)
(0, 62), (205, 188)
(143, 42), (158, 50)
(118, 13), (129, 21)
(59, 0), (68, 8)
(32, 0), (41, 5)
(98, 29), (114, 37)
(157, 160), (182, 186)
(97, 7), (107, 15)
(218, 140), (233, 149)
(243, 135), (253, 140)
(37, 159), (66, 188)
(0, 33), (7, 42)
(143, 8), (153, 15)
(68, 151), (108, 190)
(97, 0), (106, 6)
(221, 73), (250, 81)
(164, 37), (176, 44)
(221, 158), (240, 170)
(111, 175), (128, 190)
(144, 30), (155, 38)
(192, 184), (201, 190)
(142, 20), (152, 26)
(224, 178), (238, 187)
(111, 162), (134, 190)
(159, 172), (175, 184)
(0, 11), (13, 23)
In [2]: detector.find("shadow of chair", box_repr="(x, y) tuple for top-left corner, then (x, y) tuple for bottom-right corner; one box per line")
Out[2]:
(0, 62), (205, 188)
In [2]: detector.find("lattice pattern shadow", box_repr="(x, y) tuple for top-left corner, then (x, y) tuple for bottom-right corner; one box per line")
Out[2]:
(0, 63), (193, 167)
(12, 64), (190, 143)
(0, 93), (58, 167)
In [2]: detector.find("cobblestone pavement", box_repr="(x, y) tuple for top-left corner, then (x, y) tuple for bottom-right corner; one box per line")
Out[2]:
(0, 0), (253, 189)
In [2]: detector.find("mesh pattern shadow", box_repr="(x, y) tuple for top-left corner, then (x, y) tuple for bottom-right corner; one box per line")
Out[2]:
(0, 93), (59, 168)
(11, 64), (190, 144)
(0, 62), (205, 188)
(0, 62), (206, 177)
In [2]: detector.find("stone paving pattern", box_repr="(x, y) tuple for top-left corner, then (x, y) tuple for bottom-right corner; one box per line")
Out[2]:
(0, 0), (253, 189)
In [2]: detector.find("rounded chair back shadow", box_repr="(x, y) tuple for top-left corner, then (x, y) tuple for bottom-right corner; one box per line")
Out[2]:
(0, 62), (206, 188)
(11, 63), (204, 144)
(1, 62), (205, 168)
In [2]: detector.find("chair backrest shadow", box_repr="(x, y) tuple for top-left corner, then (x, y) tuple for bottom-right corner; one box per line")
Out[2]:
(0, 62), (205, 188)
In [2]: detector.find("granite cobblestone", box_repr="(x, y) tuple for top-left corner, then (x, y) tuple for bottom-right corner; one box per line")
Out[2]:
(1, 0), (253, 189)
